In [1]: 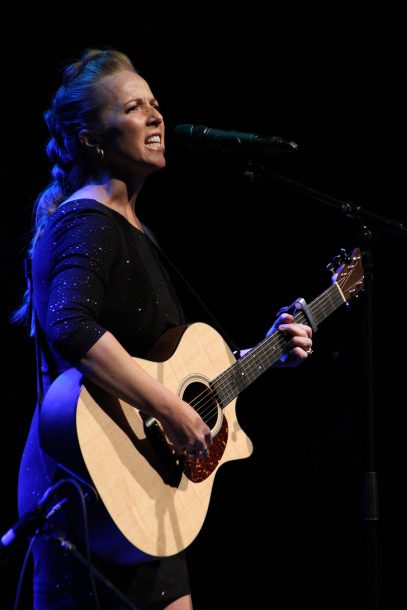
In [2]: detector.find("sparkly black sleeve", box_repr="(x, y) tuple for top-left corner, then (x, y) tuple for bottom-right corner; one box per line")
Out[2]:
(42, 205), (119, 362)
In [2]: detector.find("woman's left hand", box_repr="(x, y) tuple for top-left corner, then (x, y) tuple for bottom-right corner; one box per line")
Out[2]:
(267, 312), (313, 367)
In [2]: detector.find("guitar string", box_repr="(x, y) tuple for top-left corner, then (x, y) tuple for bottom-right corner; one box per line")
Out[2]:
(159, 261), (362, 449)
(188, 283), (347, 422)
(192, 283), (346, 419)
(178, 253), (363, 421)
(190, 285), (345, 421)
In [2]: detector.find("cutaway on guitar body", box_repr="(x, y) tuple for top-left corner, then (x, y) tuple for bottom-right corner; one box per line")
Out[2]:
(39, 247), (364, 564)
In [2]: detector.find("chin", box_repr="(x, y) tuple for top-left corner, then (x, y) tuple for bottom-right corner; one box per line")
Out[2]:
(152, 156), (166, 170)
(143, 159), (166, 177)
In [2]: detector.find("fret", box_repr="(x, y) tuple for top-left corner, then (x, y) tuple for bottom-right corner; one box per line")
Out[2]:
(212, 282), (348, 407)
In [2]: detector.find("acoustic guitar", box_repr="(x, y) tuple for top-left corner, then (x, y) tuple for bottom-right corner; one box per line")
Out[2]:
(40, 248), (364, 564)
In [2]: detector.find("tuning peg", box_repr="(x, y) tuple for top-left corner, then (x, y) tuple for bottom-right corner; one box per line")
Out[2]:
(326, 248), (352, 274)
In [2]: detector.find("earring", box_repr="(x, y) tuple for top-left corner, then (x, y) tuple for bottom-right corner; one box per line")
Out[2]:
(96, 146), (104, 161)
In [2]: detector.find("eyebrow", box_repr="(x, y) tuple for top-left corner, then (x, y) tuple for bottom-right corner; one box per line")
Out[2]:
(122, 96), (159, 107)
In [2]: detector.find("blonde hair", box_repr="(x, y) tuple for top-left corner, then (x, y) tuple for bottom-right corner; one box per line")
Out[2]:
(13, 48), (137, 325)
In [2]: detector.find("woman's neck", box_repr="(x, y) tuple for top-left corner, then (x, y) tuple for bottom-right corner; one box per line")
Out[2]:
(65, 181), (144, 231)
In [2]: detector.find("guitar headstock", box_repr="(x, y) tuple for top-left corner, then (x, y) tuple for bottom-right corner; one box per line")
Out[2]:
(328, 248), (364, 302)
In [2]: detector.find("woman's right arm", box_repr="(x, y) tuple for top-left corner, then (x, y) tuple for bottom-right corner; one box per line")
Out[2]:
(42, 205), (211, 456)
(78, 330), (212, 456)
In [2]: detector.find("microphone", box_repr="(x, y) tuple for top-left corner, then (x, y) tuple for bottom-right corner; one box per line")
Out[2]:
(0, 487), (67, 563)
(174, 124), (299, 154)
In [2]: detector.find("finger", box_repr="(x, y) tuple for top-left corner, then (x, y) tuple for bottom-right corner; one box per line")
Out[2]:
(273, 313), (294, 328)
(185, 447), (209, 460)
(290, 346), (310, 358)
(282, 347), (308, 367)
(287, 345), (314, 361)
(279, 323), (312, 338)
(279, 312), (294, 323)
(184, 444), (198, 457)
(279, 323), (311, 336)
(285, 336), (312, 352)
(174, 445), (187, 456)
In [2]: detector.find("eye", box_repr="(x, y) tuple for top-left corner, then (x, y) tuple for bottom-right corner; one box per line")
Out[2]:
(125, 104), (139, 113)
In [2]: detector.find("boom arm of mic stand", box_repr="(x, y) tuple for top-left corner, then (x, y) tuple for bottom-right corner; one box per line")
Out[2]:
(260, 170), (407, 237)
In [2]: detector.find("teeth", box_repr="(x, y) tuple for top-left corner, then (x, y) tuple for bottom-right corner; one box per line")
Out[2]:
(146, 135), (161, 144)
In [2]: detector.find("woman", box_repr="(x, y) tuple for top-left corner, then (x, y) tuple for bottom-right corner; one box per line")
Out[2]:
(16, 48), (312, 609)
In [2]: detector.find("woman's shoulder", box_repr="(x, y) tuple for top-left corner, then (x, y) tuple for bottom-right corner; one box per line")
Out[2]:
(48, 198), (119, 230)
(56, 197), (116, 218)
(37, 199), (120, 249)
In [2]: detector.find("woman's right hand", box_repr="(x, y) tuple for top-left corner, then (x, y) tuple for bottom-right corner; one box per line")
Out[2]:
(159, 400), (213, 459)
(78, 332), (213, 458)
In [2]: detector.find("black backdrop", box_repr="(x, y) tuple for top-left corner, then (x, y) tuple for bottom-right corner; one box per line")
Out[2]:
(1, 12), (405, 610)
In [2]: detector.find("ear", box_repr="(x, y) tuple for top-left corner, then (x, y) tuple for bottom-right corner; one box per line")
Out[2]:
(79, 129), (99, 151)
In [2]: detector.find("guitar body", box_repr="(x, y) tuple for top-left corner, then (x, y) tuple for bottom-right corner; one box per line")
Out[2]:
(40, 322), (253, 564)
(39, 247), (365, 565)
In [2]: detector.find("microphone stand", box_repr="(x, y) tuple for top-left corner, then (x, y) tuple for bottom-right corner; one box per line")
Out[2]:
(1, 481), (140, 610)
(243, 165), (407, 610)
(45, 528), (140, 610)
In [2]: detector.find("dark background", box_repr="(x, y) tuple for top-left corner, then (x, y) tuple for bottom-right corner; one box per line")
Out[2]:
(1, 11), (405, 609)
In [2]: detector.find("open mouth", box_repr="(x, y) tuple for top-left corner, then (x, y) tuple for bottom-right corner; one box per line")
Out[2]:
(145, 134), (162, 150)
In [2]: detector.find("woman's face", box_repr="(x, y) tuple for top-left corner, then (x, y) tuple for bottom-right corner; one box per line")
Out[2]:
(97, 70), (166, 177)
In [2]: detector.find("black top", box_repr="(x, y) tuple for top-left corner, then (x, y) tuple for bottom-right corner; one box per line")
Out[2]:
(32, 199), (185, 370)
(21, 199), (190, 608)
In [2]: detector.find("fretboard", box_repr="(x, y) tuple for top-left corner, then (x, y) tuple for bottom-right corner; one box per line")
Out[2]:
(212, 281), (346, 408)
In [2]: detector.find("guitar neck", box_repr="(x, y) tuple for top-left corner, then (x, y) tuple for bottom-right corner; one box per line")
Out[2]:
(212, 281), (346, 407)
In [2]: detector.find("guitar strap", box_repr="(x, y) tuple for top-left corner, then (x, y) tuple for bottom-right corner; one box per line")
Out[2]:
(143, 225), (241, 356)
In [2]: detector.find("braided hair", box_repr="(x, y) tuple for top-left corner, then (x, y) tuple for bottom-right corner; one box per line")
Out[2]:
(13, 48), (137, 325)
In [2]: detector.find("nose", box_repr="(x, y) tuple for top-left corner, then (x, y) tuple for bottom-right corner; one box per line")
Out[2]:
(147, 106), (163, 126)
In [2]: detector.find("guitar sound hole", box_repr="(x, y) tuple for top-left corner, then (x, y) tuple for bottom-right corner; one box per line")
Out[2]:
(182, 382), (219, 429)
